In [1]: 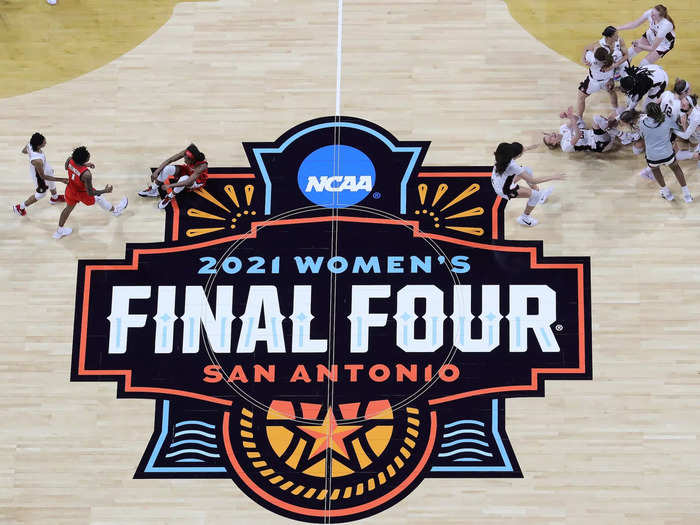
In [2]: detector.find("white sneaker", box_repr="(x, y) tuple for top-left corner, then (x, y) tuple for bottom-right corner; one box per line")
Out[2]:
(682, 188), (693, 203)
(52, 226), (72, 239)
(516, 214), (538, 227)
(538, 188), (554, 204)
(138, 186), (159, 198)
(158, 196), (173, 209)
(639, 168), (654, 180)
(659, 188), (674, 201)
(46, 0), (57, 4)
(113, 197), (129, 216)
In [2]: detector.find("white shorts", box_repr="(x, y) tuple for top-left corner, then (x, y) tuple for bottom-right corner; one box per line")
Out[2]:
(579, 75), (612, 96)
(647, 153), (676, 168)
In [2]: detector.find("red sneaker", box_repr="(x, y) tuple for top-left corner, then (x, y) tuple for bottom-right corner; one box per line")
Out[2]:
(50, 194), (66, 204)
(12, 204), (27, 216)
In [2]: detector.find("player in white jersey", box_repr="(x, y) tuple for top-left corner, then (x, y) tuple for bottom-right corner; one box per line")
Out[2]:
(674, 95), (700, 167)
(12, 133), (68, 217)
(490, 142), (564, 227)
(576, 47), (615, 119)
(615, 5), (676, 65)
(619, 64), (668, 111)
(543, 108), (615, 153)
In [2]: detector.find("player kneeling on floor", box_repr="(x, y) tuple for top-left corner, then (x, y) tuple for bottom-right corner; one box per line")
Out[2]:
(53, 146), (128, 239)
(490, 142), (564, 228)
(13, 133), (68, 217)
(138, 143), (208, 210)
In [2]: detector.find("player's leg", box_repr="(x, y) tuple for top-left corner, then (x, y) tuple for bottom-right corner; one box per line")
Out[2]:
(650, 166), (673, 201)
(53, 203), (76, 239)
(576, 86), (590, 118)
(628, 36), (649, 61)
(139, 165), (179, 197)
(94, 194), (129, 216)
(512, 184), (543, 227)
(668, 160), (692, 202)
(640, 50), (662, 67)
(158, 175), (191, 209)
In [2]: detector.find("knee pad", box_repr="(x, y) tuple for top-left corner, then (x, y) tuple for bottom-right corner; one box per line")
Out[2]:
(593, 114), (609, 131)
(632, 145), (644, 155)
(156, 165), (177, 183)
(527, 190), (541, 206)
(34, 189), (47, 200)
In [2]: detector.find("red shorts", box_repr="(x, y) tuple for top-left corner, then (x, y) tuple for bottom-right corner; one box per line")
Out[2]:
(65, 185), (95, 206)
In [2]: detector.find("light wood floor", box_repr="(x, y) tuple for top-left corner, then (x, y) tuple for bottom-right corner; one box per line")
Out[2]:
(1, 1), (699, 523)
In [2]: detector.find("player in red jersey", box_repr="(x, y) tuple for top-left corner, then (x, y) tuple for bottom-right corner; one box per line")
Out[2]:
(52, 146), (128, 239)
(12, 133), (68, 217)
(138, 143), (208, 209)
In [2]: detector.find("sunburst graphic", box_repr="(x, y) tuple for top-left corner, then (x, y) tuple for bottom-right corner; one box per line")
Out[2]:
(184, 183), (257, 238)
(413, 182), (485, 237)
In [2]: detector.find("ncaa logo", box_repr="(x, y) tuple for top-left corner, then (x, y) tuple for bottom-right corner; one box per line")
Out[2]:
(297, 144), (376, 208)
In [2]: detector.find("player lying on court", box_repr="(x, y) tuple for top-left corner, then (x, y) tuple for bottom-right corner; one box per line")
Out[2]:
(614, 4), (676, 66)
(53, 146), (128, 239)
(491, 142), (564, 227)
(13, 133), (67, 216)
(634, 102), (692, 202)
(543, 108), (617, 153)
(138, 143), (208, 209)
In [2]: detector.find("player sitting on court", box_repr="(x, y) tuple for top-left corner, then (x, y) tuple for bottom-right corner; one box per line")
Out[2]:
(138, 143), (209, 210)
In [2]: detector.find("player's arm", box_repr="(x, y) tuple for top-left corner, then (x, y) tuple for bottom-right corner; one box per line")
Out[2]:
(82, 170), (112, 196)
(615, 13), (648, 31)
(614, 37), (629, 67)
(21, 144), (28, 154)
(674, 118), (698, 141)
(582, 43), (598, 64)
(152, 149), (187, 181)
(32, 159), (69, 184)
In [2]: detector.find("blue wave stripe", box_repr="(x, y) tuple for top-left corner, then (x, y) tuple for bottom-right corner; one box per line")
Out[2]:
(443, 429), (486, 438)
(444, 419), (485, 428)
(438, 448), (493, 458)
(176, 458), (205, 463)
(169, 439), (218, 449)
(175, 420), (216, 429)
(173, 429), (216, 439)
(441, 438), (489, 448)
(455, 458), (483, 462)
(165, 449), (221, 459)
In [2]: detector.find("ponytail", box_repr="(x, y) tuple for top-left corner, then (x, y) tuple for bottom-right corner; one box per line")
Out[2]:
(494, 142), (524, 174)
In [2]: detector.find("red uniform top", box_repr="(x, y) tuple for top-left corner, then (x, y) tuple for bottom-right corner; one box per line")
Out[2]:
(66, 158), (89, 192)
(181, 159), (208, 185)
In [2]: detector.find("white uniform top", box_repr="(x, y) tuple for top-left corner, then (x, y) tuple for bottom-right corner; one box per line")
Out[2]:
(675, 107), (700, 143)
(27, 143), (54, 182)
(560, 125), (599, 153)
(491, 160), (523, 199)
(643, 9), (675, 53)
(598, 36), (623, 63)
(585, 50), (615, 82)
(659, 91), (681, 122)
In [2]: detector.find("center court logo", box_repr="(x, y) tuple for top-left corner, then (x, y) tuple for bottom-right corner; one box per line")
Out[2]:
(297, 144), (376, 207)
(70, 116), (591, 523)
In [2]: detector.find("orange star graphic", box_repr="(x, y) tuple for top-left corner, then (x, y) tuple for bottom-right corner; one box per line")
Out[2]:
(298, 409), (362, 459)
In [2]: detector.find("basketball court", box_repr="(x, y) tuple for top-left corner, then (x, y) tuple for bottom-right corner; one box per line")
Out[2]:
(1, 1), (699, 523)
